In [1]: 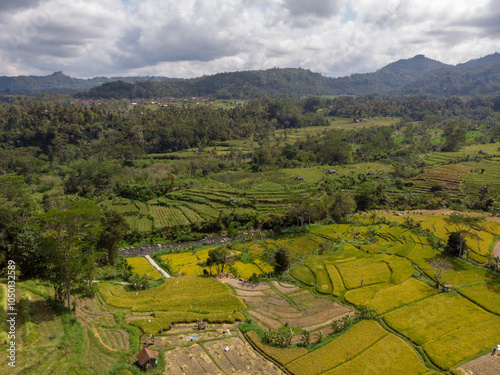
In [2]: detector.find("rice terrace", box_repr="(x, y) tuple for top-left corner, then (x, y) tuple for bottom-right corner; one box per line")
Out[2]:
(2, 209), (500, 374)
(2, 52), (500, 375)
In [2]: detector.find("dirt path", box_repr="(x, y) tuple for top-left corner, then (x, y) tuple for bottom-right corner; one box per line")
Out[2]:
(494, 241), (500, 257)
(145, 255), (170, 278)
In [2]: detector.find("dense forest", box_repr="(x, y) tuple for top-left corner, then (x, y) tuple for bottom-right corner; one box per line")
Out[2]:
(1, 92), (500, 280)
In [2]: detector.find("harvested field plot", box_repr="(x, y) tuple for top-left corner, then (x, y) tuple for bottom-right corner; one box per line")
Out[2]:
(221, 278), (353, 340)
(205, 336), (282, 374)
(457, 352), (500, 375)
(163, 332), (283, 374)
(270, 280), (301, 294)
(164, 343), (222, 375)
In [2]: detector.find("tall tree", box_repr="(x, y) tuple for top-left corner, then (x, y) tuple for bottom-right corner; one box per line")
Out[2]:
(36, 200), (102, 310)
(329, 191), (356, 223)
(97, 210), (129, 264)
(441, 121), (467, 152)
(444, 214), (484, 259)
(274, 247), (291, 274)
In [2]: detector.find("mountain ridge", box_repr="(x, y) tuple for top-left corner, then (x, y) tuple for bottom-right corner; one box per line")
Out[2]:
(1, 53), (499, 98)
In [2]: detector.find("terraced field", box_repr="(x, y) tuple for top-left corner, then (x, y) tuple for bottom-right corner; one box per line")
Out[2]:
(5, 210), (499, 374)
(223, 278), (354, 342)
(283, 216), (500, 373)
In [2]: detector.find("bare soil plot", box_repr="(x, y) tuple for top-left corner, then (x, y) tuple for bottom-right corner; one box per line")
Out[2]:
(457, 353), (500, 375)
(204, 336), (282, 374)
(283, 305), (352, 328)
(292, 293), (334, 310)
(234, 289), (266, 297)
(270, 280), (302, 294)
(224, 278), (271, 290)
(248, 310), (282, 330)
(494, 240), (500, 257)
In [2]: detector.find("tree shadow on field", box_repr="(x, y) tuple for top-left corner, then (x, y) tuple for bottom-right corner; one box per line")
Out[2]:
(27, 298), (60, 324)
(485, 282), (500, 293)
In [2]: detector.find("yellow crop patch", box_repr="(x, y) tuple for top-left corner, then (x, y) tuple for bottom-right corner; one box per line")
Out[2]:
(367, 279), (437, 314)
(335, 258), (392, 289)
(324, 334), (429, 375)
(458, 282), (500, 315)
(126, 257), (162, 279)
(246, 331), (307, 366)
(287, 320), (389, 375)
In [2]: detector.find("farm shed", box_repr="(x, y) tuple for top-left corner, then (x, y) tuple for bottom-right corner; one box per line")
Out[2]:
(296, 176), (304, 181)
(327, 169), (337, 174)
(137, 347), (158, 370)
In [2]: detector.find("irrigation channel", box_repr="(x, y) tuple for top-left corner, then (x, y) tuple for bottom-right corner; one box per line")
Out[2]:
(119, 230), (269, 257)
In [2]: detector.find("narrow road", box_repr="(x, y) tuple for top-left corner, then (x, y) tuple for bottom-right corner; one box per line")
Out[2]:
(145, 254), (170, 278)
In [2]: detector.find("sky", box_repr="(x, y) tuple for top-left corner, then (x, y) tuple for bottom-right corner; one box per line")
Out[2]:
(1, 0), (499, 79)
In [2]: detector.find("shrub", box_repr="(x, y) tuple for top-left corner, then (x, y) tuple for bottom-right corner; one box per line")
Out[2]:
(246, 331), (307, 366)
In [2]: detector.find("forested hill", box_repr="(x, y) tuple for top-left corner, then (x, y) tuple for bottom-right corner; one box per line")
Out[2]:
(397, 60), (500, 96)
(76, 53), (500, 99)
(0, 71), (180, 95)
(2, 53), (500, 98)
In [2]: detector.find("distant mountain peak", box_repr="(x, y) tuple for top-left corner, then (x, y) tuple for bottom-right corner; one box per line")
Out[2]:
(459, 52), (500, 67)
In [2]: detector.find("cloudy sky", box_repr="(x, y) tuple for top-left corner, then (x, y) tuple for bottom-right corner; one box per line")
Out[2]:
(1, 0), (499, 78)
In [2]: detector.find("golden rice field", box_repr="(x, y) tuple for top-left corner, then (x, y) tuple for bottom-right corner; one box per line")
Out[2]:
(387, 214), (499, 263)
(126, 257), (162, 279)
(97, 275), (244, 312)
(384, 293), (500, 370)
(281, 213), (500, 373)
(97, 211), (500, 374)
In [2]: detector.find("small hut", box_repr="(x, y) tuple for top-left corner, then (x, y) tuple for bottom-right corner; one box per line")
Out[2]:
(296, 176), (304, 181)
(327, 169), (337, 174)
(137, 348), (158, 370)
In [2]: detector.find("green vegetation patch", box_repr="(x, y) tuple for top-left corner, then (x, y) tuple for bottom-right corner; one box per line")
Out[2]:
(289, 264), (316, 287)
(287, 320), (389, 375)
(303, 258), (333, 294)
(129, 311), (244, 333)
(383, 255), (416, 284)
(324, 264), (345, 297)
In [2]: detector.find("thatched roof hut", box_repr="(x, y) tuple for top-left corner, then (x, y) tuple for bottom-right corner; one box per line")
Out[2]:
(137, 348), (158, 369)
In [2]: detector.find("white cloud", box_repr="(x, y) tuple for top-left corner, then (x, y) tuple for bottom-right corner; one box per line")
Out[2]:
(0, 0), (498, 78)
